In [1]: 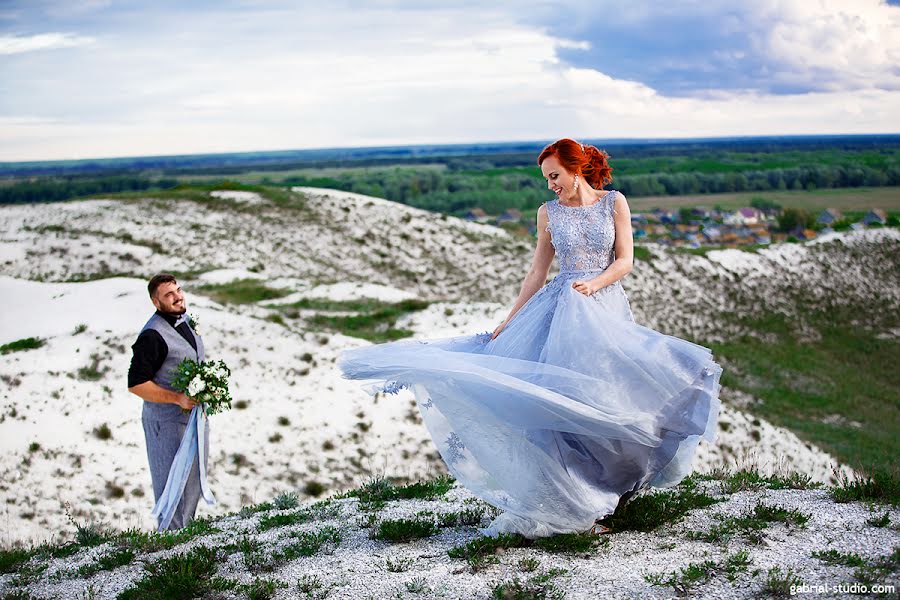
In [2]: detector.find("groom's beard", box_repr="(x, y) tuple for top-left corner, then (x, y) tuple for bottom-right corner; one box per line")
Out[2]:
(162, 304), (187, 316)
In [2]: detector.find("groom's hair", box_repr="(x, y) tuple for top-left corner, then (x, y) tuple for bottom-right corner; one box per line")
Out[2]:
(148, 273), (177, 298)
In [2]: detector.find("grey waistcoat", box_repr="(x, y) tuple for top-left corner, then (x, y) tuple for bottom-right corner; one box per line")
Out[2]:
(141, 313), (206, 423)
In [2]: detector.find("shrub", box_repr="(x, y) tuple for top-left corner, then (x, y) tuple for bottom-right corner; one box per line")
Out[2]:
(374, 518), (438, 543)
(93, 423), (113, 440)
(1, 337), (44, 354)
(118, 545), (229, 600)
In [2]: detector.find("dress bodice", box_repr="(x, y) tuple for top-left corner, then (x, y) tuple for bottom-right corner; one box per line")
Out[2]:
(545, 190), (620, 272)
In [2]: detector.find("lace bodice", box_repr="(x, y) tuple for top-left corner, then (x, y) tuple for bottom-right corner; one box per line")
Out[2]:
(545, 190), (621, 272)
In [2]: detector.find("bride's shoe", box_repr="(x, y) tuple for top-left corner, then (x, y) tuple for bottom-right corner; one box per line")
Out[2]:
(589, 519), (612, 535)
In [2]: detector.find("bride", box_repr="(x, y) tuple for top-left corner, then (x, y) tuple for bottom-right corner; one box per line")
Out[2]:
(338, 138), (722, 538)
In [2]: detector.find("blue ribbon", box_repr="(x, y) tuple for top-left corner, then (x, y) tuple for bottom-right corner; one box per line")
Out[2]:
(150, 406), (216, 531)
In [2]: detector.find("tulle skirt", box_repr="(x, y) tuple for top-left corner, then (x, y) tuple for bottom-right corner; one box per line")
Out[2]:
(337, 269), (722, 538)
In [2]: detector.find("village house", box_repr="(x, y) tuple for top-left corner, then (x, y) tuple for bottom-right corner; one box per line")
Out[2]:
(463, 207), (492, 224)
(817, 208), (844, 225)
(496, 208), (523, 224)
(862, 208), (888, 225)
(701, 226), (722, 243)
(723, 207), (763, 225)
(691, 206), (715, 219)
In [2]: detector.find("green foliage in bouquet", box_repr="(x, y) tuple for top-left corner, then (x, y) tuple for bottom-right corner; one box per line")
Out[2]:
(170, 358), (233, 416)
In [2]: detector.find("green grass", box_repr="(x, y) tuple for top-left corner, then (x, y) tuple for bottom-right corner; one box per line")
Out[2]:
(0, 337), (44, 354)
(852, 547), (900, 585)
(532, 533), (609, 555)
(602, 477), (722, 533)
(117, 545), (232, 600)
(301, 299), (431, 343)
(448, 533), (530, 572)
(75, 547), (135, 578)
(491, 572), (566, 599)
(116, 517), (218, 552)
(830, 467), (900, 506)
(258, 510), (311, 532)
(644, 550), (752, 595)
(760, 566), (804, 597)
(687, 501), (810, 544)
(697, 466), (820, 494)
(811, 549), (867, 568)
(710, 304), (900, 491)
(374, 518), (439, 542)
(240, 526), (342, 573)
(195, 278), (292, 305)
(339, 474), (455, 510)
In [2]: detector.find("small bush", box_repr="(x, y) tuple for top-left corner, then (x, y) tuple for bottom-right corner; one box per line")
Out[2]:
(760, 566), (803, 597)
(518, 557), (540, 572)
(273, 491), (299, 510)
(195, 279), (291, 305)
(491, 576), (564, 600)
(811, 549), (866, 568)
(280, 526), (342, 560)
(533, 532), (608, 554)
(374, 518), (439, 543)
(0, 337), (44, 354)
(448, 533), (529, 572)
(604, 478), (721, 533)
(258, 511), (310, 532)
(688, 501), (809, 544)
(385, 556), (413, 572)
(117, 518), (217, 552)
(830, 467), (899, 506)
(304, 481), (326, 497)
(118, 545), (226, 600)
(243, 577), (285, 600)
(93, 423), (113, 440)
(866, 512), (891, 527)
(349, 474), (455, 506)
(77, 547), (135, 578)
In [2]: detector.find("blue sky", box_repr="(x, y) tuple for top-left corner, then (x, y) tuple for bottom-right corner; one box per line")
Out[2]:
(1, 0), (898, 161)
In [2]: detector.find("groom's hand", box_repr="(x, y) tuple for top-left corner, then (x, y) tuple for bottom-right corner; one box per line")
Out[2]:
(174, 393), (198, 411)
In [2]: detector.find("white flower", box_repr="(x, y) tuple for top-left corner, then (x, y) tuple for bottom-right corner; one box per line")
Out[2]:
(188, 376), (206, 396)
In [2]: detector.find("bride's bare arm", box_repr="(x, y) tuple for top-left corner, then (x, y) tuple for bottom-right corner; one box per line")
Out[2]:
(585, 191), (634, 291)
(498, 204), (555, 328)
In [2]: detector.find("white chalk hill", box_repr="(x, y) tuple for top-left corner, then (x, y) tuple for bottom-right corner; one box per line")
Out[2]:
(2, 187), (894, 550)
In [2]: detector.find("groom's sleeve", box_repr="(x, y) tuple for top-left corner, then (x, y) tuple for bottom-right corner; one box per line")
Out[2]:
(127, 330), (168, 388)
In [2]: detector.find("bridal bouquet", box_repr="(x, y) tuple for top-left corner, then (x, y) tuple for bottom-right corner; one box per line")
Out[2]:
(170, 358), (233, 415)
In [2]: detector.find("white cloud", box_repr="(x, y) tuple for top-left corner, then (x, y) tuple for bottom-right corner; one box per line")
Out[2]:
(760, 0), (900, 92)
(0, 32), (95, 55)
(0, 2), (897, 161)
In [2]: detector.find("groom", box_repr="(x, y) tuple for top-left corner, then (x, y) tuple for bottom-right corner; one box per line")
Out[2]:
(127, 273), (208, 530)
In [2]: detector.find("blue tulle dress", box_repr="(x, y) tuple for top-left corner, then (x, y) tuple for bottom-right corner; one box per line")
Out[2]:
(338, 190), (722, 538)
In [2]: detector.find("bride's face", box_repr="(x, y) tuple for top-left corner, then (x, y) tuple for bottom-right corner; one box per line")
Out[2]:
(541, 155), (577, 201)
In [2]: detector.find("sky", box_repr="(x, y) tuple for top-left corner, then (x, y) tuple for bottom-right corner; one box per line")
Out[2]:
(1, 0), (899, 161)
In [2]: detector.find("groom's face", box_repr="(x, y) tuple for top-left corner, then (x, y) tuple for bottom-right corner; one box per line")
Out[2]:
(152, 281), (187, 315)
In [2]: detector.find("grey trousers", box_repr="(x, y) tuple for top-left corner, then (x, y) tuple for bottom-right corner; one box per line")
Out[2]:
(142, 417), (210, 530)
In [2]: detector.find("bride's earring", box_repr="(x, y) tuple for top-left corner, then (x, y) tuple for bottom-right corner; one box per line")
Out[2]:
(573, 175), (579, 191)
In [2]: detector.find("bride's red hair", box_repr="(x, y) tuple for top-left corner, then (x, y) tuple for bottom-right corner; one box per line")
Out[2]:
(538, 138), (613, 189)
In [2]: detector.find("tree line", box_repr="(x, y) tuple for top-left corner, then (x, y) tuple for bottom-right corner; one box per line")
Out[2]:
(0, 176), (179, 205)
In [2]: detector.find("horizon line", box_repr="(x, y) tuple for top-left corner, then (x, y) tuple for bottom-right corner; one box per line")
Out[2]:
(2, 132), (899, 167)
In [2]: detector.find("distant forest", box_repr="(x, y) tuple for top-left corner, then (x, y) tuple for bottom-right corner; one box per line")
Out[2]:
(2, 135), (898, 215)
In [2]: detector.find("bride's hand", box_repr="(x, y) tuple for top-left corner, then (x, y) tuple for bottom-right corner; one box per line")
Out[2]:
(491, 322), (506, 340)
(572, 279), (602, 296)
